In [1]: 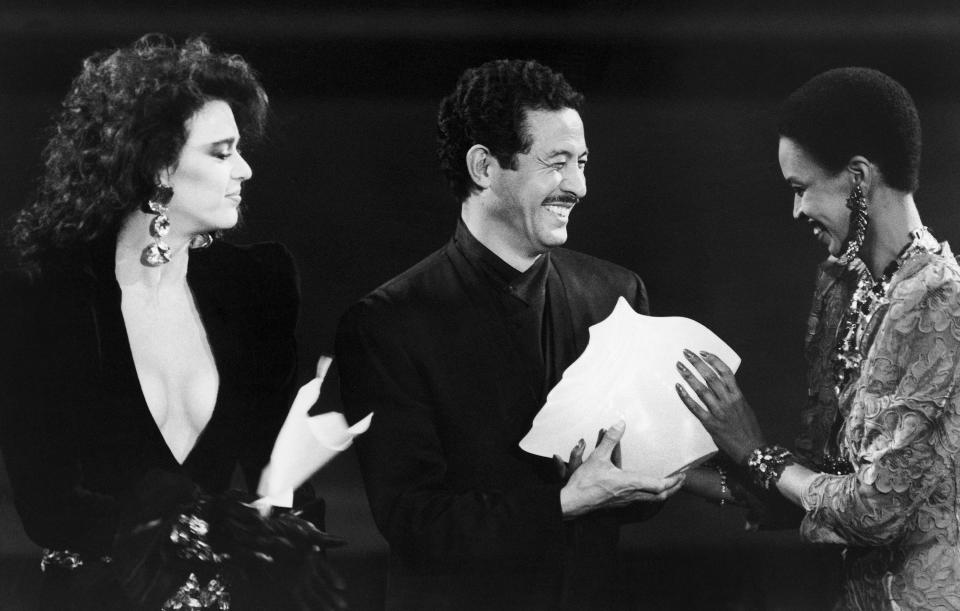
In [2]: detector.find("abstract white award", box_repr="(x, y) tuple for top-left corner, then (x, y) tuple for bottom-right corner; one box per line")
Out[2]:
(519, 297), (739, 478)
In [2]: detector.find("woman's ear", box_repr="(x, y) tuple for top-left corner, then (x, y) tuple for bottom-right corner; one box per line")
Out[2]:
(847, 156), (874, 191)
(156, 167), (173, 188)
(465, 144), (493, 191)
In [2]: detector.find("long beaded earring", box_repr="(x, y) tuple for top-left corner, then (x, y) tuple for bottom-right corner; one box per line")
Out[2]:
(836, 184), (868, 267)
(142, 184), (174, 266)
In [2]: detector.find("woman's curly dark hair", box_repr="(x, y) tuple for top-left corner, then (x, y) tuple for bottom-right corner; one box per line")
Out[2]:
(10, 34), (268, 263)
(778, 67), (921, 193)
(437, 59), (584, 203)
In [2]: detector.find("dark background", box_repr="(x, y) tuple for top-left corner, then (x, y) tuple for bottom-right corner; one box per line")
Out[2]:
(4, 2), (960, 608)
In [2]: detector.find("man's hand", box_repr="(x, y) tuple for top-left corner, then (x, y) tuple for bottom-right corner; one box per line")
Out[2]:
(553, 428), (622, 481)
(559, 420), (685, 518)
(553, 438), (585, 482)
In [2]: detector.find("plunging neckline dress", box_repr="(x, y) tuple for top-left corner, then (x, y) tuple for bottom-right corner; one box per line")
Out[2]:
(0, 236), (300, 607)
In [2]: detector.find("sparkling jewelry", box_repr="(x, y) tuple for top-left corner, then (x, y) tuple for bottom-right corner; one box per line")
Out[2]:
(162, 572), (231, 610)
(142, 185), (174, 266)
(746, 445), (793, 490)
(39, 548), (111, 572)
(828, 226), (939, 474)
(819, 453), (855, 475)
(190, 232), (214, 250)
(833, 227), (937, 396)
(40, 548), (83, 572)
(836, 184), (868, 267)
(169, 502), (228, 564)
(716, 463), (728, 507)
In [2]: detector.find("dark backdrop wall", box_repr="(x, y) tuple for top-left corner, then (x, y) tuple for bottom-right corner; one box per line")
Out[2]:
(4, 2), (960, 609)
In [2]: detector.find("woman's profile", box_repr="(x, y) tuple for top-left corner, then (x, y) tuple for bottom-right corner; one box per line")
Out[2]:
(679, 67), (960, 610)
(0, 34), (345, 610)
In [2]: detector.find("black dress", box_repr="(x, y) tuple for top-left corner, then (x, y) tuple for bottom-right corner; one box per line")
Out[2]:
(0, 236), (299, 609)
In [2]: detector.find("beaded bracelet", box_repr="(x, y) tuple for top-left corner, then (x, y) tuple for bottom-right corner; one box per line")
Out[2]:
(715, 463), (728, 507)
(746, 445), (793, 490)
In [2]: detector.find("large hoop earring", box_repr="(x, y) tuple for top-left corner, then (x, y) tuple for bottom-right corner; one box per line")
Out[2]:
(142, 185), (173, 266)
(837, 184), (868, 267)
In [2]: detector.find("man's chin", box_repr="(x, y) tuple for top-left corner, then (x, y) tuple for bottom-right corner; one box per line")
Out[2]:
(544, 228), (568, 248)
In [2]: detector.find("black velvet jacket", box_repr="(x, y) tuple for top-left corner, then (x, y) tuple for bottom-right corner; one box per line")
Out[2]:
(0, 238), (299, 558)
(336, 224), (657, 611)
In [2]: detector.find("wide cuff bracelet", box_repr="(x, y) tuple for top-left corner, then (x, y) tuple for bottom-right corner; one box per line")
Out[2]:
(746, 445), (793, 490)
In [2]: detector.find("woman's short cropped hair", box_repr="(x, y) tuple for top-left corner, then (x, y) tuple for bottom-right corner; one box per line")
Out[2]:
(778, 67), (921, 192)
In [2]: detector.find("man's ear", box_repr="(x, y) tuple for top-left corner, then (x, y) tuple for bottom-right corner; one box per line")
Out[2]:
(465, 144), (494, 190)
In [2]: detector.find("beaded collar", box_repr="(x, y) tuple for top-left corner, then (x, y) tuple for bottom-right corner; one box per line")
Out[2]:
(833, 227), (938, 395)
(824, 227), (940, 474)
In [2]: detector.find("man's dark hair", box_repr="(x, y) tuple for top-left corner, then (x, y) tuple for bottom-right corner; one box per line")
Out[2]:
(778, 67), (921, 192)
(437, 59), (585, 203)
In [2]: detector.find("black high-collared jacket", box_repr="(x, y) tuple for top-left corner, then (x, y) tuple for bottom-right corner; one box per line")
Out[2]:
(336, 223), (657, 611)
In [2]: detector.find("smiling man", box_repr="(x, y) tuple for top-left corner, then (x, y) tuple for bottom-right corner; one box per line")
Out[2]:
(336, 59), (683, 610)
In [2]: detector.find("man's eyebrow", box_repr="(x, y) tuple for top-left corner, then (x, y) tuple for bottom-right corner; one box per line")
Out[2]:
(545, 148), (589, 156)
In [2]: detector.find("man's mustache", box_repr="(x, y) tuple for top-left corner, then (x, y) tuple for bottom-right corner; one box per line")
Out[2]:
(542, 195), (580, 206)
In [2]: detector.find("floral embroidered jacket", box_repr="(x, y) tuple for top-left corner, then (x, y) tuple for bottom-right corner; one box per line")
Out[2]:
(797, 242), (960, 611)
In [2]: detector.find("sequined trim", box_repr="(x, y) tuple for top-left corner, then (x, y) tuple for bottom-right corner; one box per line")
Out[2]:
(169, 503), (228, 564)
(162, 572), (231, 610)
(40, 548), (83, 572)
(40, 548), (112, 572)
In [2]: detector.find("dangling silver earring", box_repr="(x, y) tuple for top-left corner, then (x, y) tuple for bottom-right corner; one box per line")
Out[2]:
(142, 185), (173, 266)
(837, 184), (868, 267)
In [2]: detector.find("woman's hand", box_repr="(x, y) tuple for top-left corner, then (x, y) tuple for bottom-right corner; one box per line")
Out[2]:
(674, 349), (765, 465)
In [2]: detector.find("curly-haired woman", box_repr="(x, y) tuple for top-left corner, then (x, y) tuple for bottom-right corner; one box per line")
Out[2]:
(0, 35), (344, 610)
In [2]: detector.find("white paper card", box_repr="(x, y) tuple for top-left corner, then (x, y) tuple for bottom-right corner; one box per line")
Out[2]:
(519, 297), (739, 478)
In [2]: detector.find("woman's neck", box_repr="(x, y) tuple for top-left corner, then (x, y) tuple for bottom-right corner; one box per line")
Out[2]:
(859, 190), (923, 278)
(115, 210), (192, 290)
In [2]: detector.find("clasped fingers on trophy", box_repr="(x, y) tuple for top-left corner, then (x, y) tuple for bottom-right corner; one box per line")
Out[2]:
(560, 420), (685, 517)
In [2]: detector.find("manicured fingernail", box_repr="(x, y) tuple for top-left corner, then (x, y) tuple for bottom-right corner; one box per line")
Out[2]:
(676, 362), (687, 372)
(699, 350), (713, 358)
(682, 348), (694, 357)
(675, 383), (686, 394)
